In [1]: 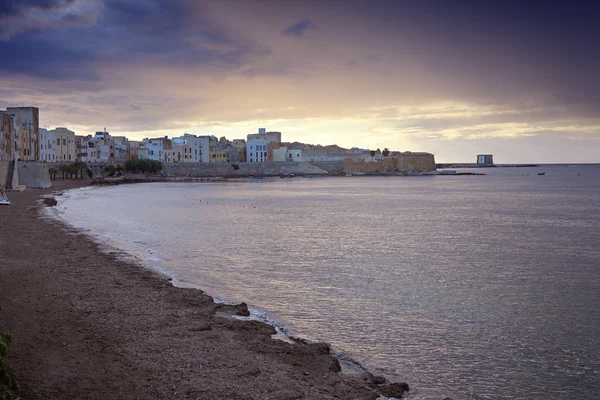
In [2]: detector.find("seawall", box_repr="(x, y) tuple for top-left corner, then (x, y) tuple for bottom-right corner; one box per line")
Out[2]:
(17, 162), (52, 188)
(0, 161), (52, 189)
(161, 161), (331, 177)
(0, 161), (9, 187)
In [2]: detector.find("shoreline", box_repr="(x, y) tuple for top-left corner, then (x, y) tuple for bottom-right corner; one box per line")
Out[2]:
(0, 181), (414, 400)
(43, 184), (392, 389)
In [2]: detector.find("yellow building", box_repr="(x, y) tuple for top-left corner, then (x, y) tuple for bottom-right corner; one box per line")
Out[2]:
(209, 150), (228, 163)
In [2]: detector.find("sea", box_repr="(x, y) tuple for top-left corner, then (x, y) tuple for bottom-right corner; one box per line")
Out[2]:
(49, 165), (600, 400)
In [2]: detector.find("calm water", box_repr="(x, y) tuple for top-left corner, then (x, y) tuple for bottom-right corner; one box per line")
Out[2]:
(52, 165), (600, 399)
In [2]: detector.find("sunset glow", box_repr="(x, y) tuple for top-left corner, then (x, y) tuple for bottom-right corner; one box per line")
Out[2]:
(2, 0), (599, 162)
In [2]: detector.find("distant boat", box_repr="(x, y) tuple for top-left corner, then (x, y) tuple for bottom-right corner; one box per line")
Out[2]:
(537, 172), (546, 175)
(0, 185), (10, 205)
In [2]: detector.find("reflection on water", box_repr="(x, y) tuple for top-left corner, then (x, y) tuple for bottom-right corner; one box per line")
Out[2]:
(56, 165), (600, 400)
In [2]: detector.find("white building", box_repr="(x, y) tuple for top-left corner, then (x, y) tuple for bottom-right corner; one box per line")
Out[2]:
(142, 137), (168, 162)
(174, 134), (210, 163)
(39, 128), (55, 162)
(246, 128), (281, 162)
(247, 137), (268, 163)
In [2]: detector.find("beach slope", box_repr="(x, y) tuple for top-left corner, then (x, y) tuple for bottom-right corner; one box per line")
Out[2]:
(0, 184), (395, 400)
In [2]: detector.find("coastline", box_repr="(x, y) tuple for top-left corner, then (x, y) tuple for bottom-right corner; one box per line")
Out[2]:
(0, 181), (411, 400)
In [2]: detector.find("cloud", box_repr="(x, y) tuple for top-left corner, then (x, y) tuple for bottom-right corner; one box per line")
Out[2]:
(281, 19), (315, 37)
(0, 0), (75, 17)
(0, 0), (102, 40)
(0, 33), (99, 80)
(0, 1), (599, 163)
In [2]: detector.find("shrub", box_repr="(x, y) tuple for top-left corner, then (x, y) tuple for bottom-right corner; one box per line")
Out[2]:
(124, 159), (162, 173)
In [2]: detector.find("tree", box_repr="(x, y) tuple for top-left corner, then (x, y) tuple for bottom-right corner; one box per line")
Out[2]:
(48, 168), (57, 181)
(369, 150), (376, 157)
(382, 148), (390, 157)
(124, 159), (162, 174)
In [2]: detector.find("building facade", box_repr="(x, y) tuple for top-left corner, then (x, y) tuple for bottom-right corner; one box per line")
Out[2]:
(39, 127), (76, 162)
(0, 112), (17, 161)
(246, 129), (281, 162)
(477, 154), (494, 165)
(6, 107), (39, 161)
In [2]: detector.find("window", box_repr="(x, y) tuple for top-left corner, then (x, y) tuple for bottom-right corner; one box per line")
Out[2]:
(63, 139), (66, 146)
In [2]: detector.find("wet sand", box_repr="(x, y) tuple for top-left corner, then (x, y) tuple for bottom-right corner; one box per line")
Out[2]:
(0, 181), (408, 400)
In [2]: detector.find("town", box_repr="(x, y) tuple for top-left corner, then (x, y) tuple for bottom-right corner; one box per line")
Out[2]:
(1, 106), (436, 189)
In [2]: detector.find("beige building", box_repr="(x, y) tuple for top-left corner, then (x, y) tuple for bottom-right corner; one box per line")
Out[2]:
(0, 112), (17, 161)
(6, 107), (39, 161)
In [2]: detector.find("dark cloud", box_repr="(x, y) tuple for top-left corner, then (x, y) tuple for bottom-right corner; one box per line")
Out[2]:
(281, 19), (315, 37)
(0, 32), (99, 80)
(0, 0), (74, 16)
(0, 0), (250, 81)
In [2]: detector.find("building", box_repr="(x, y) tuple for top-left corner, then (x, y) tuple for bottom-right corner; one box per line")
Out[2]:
(127, 140), (141, 161)
(229, 139), (246, 162)
(75, 135), (94, 162)
(39, 127), (76, 162)
(0, 112), (17, 161)
(272, 146), (302, 162)
(6, 107), (39, 161)
(39, 128), (55, 162)
(174, 134), (210, 163)
(246, 129), (281, 162)
(477, 154), (494, 165)
(54, 128), (76, 162)
(141, 137), (170, 162)
(209, 150), (229, 163)
(169, 138), (192, 163)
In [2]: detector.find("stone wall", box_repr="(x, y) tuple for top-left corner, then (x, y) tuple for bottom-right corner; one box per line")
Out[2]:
(343, 157), (398, 174)
(343, 153), (436, 174)
(0, 161), (10, 187)
(161, 161), (327, 177)
(398, 153), (436, 172)
(307, 161), (345, 175)
(17, 162), (52, 188)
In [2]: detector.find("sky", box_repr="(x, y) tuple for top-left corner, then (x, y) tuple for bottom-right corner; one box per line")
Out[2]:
(1, 0), (599, 163)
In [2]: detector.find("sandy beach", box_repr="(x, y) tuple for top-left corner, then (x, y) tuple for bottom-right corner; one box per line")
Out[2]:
(0, 181), (409, 400)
